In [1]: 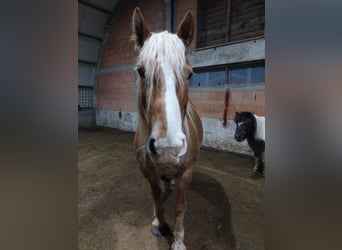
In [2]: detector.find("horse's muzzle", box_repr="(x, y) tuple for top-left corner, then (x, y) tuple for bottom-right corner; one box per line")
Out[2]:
(234, 134), (245, 142)
(147, 137), (187, 165)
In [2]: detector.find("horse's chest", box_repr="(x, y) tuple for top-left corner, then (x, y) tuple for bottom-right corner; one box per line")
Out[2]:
(142, 157), (184, 177)
(156, 163), (185, 177)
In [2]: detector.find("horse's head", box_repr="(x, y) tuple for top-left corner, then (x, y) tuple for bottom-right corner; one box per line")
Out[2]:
(132, 8), (195, 165)
(234, 112), (253, 141)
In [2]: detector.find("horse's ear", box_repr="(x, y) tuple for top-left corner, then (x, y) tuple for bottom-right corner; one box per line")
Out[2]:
(177, 11), (195, 49)
(131, 7), (151, 50)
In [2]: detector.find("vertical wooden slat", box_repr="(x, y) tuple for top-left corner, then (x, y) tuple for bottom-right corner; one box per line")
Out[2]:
(226, 0), (231, 42)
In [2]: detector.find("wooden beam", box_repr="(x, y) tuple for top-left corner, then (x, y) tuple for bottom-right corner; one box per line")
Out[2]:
(78, 32), (102, 42)
(226, 0), (231, 42)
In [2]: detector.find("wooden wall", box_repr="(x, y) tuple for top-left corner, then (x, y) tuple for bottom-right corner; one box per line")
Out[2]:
(197, 0), (265, 48)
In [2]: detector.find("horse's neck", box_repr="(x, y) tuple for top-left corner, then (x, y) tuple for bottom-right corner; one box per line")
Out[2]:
(246, 115), (265, 153)
(246, 115), (257, 143)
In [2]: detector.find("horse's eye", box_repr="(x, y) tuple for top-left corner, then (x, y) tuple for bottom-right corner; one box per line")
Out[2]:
(187, 72), (193, 80)
(137, 66), (145, 78)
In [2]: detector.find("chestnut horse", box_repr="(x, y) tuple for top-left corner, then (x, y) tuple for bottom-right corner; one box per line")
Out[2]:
(131, 7), (203, 250)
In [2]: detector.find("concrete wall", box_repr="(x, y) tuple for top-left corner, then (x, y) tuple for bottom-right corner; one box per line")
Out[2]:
(95, 0), (264, 155)
(96, 109), (137, 132)
(79, 110), (96, 128)
(96, 109), (252, 155)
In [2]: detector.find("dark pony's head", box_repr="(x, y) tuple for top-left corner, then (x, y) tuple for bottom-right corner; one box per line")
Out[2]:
(234, 112), (254, 142)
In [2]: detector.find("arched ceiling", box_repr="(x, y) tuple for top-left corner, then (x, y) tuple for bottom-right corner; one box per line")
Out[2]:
(78, 0), (122, 87)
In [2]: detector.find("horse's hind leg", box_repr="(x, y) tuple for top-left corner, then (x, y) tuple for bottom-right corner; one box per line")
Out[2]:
(253, 156), (260, 173)
(146, 176), (171, 236)
(253, 154), (264, 176)
(251, 154), (264, 178)
(260, 152), (265, 176)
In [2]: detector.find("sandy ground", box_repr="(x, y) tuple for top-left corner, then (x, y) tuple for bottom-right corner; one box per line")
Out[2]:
(78, 128), (264, 250)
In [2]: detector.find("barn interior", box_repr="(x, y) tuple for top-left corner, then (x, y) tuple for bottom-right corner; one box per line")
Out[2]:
(78, 0), (265, 249)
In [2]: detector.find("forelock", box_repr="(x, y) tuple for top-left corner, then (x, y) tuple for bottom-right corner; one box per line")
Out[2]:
(137, 31), (187, 111)
(138, 31), (186, 81)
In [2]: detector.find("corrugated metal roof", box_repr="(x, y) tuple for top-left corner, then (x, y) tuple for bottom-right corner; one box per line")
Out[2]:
(78, 4), (108, 38)
(78, 64), (96, 86)
(80, 0), (121, 11)
(78, 36), (102, 62)
(78, 0), (122, 87)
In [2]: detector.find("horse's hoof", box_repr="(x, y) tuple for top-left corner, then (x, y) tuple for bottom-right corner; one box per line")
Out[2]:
(151, 223), (172, 236)
(151, 225), (162, 236)
(171, 241), (186, 250)
(250, 171), (263, 179)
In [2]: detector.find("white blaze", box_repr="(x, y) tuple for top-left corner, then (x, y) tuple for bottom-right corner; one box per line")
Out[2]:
(141, 31), (188, 157)
(158, 56), (186, 153)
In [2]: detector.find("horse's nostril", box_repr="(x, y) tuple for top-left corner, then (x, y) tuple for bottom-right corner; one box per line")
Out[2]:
(148, 138), (157, 156)
(235, 134), (242, 141)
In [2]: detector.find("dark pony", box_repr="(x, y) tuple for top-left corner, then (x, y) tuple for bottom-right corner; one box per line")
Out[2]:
(131, 7), (203, 250)
(234, 111), (265, 176)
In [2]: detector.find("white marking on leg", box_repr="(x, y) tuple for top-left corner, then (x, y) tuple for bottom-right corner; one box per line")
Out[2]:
(172, 229), (186, 250)
(152, 207), (160, 227)
(152, 216), (160, 227)
(253, 156), (259, 172)
(172, 210), (186, 250)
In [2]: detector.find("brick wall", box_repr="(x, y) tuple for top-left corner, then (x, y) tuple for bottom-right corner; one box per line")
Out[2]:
(100, 0), (165, 69)
(190, 90), (265, 119)
(97, 0), (165, 112)
(96, 70), (135, 111)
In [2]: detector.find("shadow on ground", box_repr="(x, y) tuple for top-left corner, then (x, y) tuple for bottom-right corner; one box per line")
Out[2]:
(78, 128), (264, 250)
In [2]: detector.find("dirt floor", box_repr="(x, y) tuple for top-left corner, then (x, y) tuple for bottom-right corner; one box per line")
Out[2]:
(78, 128), (264, 250)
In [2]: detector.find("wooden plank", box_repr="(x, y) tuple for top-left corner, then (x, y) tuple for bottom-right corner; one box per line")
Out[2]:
(230, 6), (264, 20)
(229, 25), (264, 37)
(226, 0), (231, 42)
(200, 14), (227, 25)
(231, 0), (264, 11)
(229, 30), (264, 42)
(201, 23), (227, 32)
(231, 1), (263, 15)
(230, 17), (264, 31)
(200, 38), (227, 47)
(202, 4), (227, 16)
(200, 11), (227, 25)
(199, 26), (228, 37)
(229, 29), (264, 39)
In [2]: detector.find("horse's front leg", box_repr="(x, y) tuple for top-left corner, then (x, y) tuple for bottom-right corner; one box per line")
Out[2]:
(145, 175), (171, 236)
(171, 168), (193, 250)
